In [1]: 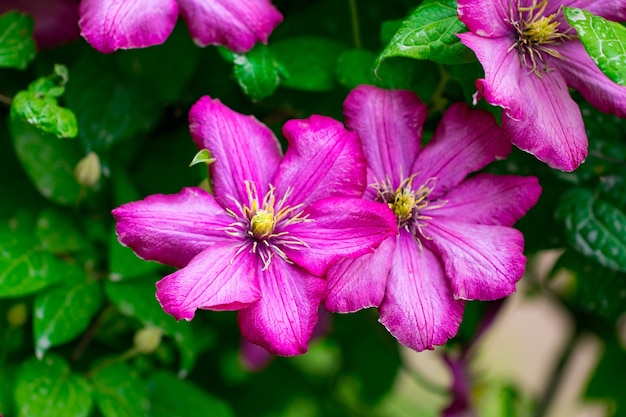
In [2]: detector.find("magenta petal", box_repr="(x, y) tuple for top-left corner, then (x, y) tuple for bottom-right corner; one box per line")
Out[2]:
(237, 261), (325, 356)
(503, 68), (587, 171)
(548, 0), (626, 22)
(343, 85), (427, 185)
(554, 41), (626, 118)
(379, 232), (464, 351)
(156, 242), (261, 321)
(273, 116), (366, 207)
(112, 187), (235, 269)
(427, 221), (526, 301)
(324, 237), (396, 313)
(79, 0), (177, 53)
(457, 0), (512, 37)
(412, 103), (511, 198)
(178, 0), (282, 53)
(188, 96), (282, 211)
(435, 174), (541, 227)
(283, 198), (398, 276)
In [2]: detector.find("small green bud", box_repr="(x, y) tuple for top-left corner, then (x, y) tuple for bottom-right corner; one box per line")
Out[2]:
(74, 152), (101, 186)
(133, 327), (163, 354)
(7, 303), (28, 328)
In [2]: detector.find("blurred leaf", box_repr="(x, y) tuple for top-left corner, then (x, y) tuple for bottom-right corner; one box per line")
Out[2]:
(0, 366), (14, 416)
(108, 228), (161, 282)
(270, 36), (347, 92)
(376, 0), (475, 67)
(33, 266), (103, 357)
(221, 44), (282, 101)
(14, 355), (92, 417)
(475, 382), (529, 417)
(557, 187), (626, 272)
(0, 11), (35, 69)
(335, 49), (378, 89)
(147, 371), (234, 417)
(35, 207), (85, 254)
(564, 7), (626, 86)
(92, 362), (149, 417)
(9, 118), (83, 205)
(0, 228), (63, 297)
(585, 337), (626, 417)
(10, 64), (78, 138)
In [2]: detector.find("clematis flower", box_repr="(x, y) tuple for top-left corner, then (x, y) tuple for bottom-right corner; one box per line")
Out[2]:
(457, 0), (626, 171)
(324, 85), (541, 351)
(113, 96), (397, 355)
(79, 0), (282, 53)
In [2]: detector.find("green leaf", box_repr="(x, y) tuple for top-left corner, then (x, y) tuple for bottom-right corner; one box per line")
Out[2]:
(147, 371), (234, 417)
(0, 11), (36, 70)
(108, 228), (161, 282)
(557, 188), (626, 272)
(564, 7), (626, 86)
(0, 366), (14, 417)
(335, 49), (379, 89)
(585, 337), (626, 417)
(270, 36), (347, 92)
(376, 0), (475, 67)
(92, 362), (149, 417)
(14, 355), (93, 417)
(35, 207), (86, 254)
(0, 228), (63, 298)
(34, 267), (103, 357)
(10, 65), (78, 138)
(189, 149), (216, 167)
(221, 44), (282, 101)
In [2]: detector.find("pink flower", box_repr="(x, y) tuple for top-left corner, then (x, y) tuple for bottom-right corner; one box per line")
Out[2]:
(324, 85), (541, 351)
(457, 0), (626, 171)
(79, 0), (282, 53)
(113, 97), (397, 355)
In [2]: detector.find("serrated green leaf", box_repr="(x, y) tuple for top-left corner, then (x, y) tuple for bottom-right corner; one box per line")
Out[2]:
(14, 355), (93, 417)
(557, 188), (626, 272)
(376, 0), (475, 67)
(34, 267), (103, 356)
(564, 7), (626, 86)
(0, 11), (36, 70)
(92, 362), (148, 417)
(9, 118), (83, 205)
(228, 44), (281, 101)
(270, 36), (347, 92)
(0, 229), (63, 298)
(147, 371), (234, 417)
(35, 207), (86, 253)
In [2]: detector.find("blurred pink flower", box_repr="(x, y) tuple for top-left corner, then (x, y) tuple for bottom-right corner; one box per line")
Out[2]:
(324, 85), (541, 351)
(457, 0), (626, 171)
(113, 96), (396, 355)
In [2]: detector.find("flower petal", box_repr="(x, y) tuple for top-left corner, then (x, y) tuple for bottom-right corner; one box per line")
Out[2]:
(379, 232), (464, 351)
(343, 85), (427, 185)
(112, 187), (234, 269)
(272, 115), (366, 207)
(457, 0), (512, 38)
(427, 220), (526, 301)
(412, 102), (511, 198)
(188, 96), (282, 211)
(435, 174), (541, 227)
(324, 237), (396, 313)
(178, 0), (282, 53)
(79, 0), (177, 53)
(554, 41), (626, 118)
(548, 0), (626, 23)
(237, 260), (325, 356)
(502, 68), (587, 171)
(283, 198), (398, 276)
(156, 242), (261, 321)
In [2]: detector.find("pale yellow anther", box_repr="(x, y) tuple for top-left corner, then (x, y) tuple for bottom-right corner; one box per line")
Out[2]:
(250, 210), (275, 239)
(391, 191), (416, 224)
(524, 15), (560, 45)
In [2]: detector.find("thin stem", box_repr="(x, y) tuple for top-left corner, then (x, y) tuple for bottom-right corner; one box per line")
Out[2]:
(348, 0), (362, 49)
(85, 348), (139, 379)
(71, 304), (114, 362)
(401, 357), (449, 396)
(533, 327), (581, 417)
(0, 94), (13, 106)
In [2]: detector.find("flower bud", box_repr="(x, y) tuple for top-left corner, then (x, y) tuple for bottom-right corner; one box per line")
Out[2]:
(74, 152), (101, 186)
(133, 327), (163, 354)
(7, 303), (28, 328)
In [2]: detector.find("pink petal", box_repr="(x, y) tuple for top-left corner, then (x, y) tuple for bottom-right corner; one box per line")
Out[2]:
(548, 0), (626, 23)
(283, 198), (398, 276)
(343, 85), (427, 186)
(188, 96), (282, 212)
(324, 237), (396, 313)
(435, 174), (541, 227)
(178, 0), (282, 53)
(237, 261), (325, 356)
(379, 232), (464, 351)
(502, 67), (587, 171)
(554, 41), (626, 118)
(427, 220), (526, 301)
(156, 242), (261, 321)
(412, 103), (511, 198)
(112, 187), (235, 269)
(457, 0), (512, 38)
(79, 0), (178, 53)
(272, 116), (366, 207)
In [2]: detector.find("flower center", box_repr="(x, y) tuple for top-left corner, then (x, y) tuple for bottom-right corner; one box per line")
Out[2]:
(250, 210), (275, 239)
(509, 0), (574, 76)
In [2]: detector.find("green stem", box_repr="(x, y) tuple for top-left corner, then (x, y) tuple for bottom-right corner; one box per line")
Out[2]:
(348, 0), (362, 49)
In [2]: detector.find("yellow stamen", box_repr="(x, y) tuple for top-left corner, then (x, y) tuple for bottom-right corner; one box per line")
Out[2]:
(250, 210), (275, 239)
(524, 15), (561, 45)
